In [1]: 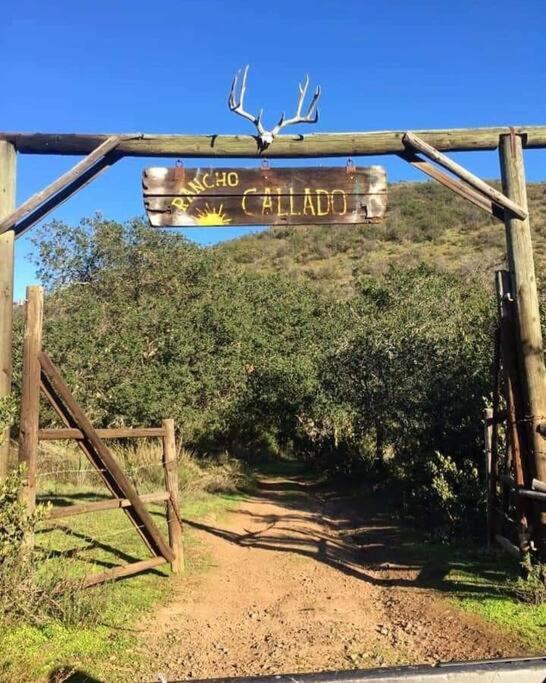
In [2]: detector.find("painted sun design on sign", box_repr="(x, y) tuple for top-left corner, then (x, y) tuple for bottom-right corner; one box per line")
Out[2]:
(194, 203), (232, 226)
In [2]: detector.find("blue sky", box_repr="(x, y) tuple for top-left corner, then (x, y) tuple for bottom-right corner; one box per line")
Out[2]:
(2, 0), (544, 299)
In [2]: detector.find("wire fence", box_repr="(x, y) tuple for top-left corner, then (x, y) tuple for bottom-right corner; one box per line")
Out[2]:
(37, 460), (165, 480)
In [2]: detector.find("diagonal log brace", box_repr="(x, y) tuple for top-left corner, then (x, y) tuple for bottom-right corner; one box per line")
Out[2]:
(403, 131), (527, 220)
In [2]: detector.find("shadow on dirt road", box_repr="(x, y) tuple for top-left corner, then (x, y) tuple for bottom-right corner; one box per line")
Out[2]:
(182, 473), (510, 599)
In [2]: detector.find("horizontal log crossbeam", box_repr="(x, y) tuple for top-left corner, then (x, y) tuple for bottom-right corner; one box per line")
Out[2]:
(494, 473), (546, 502)
(2, 126), (546, 159)
(518, 489), (546, 502)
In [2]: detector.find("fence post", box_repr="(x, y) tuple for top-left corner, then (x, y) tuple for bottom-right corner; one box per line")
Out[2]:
(0, 141), (16, 480)
(499, 133), (546, 559)
(18, 285), (43, 514)
(162, 418), (184, 573)
(484, 407), (494, 549)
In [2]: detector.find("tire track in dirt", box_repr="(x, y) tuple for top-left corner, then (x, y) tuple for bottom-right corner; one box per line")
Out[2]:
(131, 474), (531, 681)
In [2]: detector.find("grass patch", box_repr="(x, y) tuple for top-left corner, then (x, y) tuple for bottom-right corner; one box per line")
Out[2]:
(349, 484), (546, 653)
(389, 527), (545, 650)
(0, 447), (251, 682)
(444, 555), (546, 650)
(253, 457), (306, 478)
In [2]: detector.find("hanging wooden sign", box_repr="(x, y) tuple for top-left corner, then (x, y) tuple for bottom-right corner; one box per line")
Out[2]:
(142, 165), (387, 227)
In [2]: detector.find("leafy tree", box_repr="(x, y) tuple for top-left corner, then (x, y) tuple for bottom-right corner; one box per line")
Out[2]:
(26, 215), (496, 539)
(320, 266), (493, 537)
(30, 216), (338, 453)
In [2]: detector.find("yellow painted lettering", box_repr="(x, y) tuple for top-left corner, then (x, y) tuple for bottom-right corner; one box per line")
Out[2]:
(187, 178), (205, 194)
(202, 173), (214, 189)
(289, 187), (301, 216)
(316, 189), (330, 216)
(171, 197), (190, 211)
(215, 172), (228, 187)
(331, 189), (347, 215)
(276, 188), (288, 216)
(242, 188), (257, 215)
(303, 188), (316, 215)
(227, 172), (239, 187)
(262, 188), (274, 214)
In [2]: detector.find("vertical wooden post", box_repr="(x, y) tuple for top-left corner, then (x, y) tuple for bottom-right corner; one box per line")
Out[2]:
(162, 418), (184, 573)
(0, 141), (16, 479)
(484, 407), (494, 549)
(496, 270), (532, 571)
(499, 134), (546, 559)
(18, 286), (43, 513)
(495, 271), (529, 488)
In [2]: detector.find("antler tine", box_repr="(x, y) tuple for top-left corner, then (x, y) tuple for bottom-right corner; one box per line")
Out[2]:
(228, 71), (239, 110)
(256, 108), (265, 132)
(305, 85), (321, 121)
(296, 75), (310, 116)
(228, 65), (267, 138)
(228, 65), (247, 111)
(238, 64), (250, 108)
(227, 67), (321, 146)
(271, 75), (321, 135)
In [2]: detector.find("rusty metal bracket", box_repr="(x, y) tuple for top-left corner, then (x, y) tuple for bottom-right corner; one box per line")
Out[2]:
(173, 160), (186, 183)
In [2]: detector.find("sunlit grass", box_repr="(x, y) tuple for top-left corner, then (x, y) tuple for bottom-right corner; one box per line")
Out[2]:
(0, 457), (248, 682)
(445, 559), (546, 650)
(390, 529), (546, 651)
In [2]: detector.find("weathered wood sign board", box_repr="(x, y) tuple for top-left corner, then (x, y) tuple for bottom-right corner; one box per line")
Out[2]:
(142, 165), (387, 227)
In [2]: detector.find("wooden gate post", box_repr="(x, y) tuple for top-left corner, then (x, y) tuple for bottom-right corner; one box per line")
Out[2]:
(484, 407), (494, 549)
(162, 418), (184, 573)
(18, 286), (43, 512)
(499, 134), (546, 559)
(0, 141), (16, 479)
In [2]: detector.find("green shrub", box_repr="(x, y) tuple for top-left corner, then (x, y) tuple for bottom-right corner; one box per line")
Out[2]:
(0, 468), (108, 628)
(0, 395), (16, 445)
(0, 468), (47, 563)
(315, 266), (492, 538)
(509, 565), (546, 605)
(393, 451), (482, 541)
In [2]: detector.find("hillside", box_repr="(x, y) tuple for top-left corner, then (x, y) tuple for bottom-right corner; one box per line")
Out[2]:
(217, 181), (546, 293)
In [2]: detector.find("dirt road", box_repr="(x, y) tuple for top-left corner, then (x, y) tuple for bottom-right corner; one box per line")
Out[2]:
(135, 473), (530, 681)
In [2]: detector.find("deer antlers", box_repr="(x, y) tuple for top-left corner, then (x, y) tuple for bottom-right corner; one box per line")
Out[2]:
(228, 65), (321, 147)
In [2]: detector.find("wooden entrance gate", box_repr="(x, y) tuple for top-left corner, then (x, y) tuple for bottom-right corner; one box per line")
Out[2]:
(2, 123), (546, 565)
(18, 286), (183, 585)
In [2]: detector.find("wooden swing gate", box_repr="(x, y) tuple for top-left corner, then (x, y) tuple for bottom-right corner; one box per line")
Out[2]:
(18, 286), (183, 586)
(485, 269), (546, 568)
